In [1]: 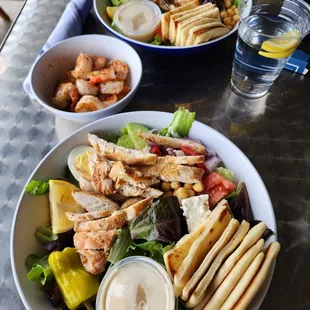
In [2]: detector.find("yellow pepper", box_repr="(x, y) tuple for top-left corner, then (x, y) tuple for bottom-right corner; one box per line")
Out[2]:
(48, 248), (99, 309)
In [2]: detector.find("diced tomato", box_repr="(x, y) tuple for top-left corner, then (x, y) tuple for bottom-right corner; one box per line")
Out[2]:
(153, 23), (162, 37)
(208, 185), (232, 209)
(197, 163), (207, 172)
(203, 172), (224, 191)
(202, 172), (236, 209)
(181, 146), (197, 156)
(151, 145), (161, 155)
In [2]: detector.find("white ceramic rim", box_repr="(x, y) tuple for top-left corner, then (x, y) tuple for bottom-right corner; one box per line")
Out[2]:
(10, 111), (277, 310)
(29, 34), (143, 116)
(94, 0), (239, 50)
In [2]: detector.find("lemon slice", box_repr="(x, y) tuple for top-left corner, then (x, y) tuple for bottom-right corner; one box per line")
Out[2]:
(49, 180), (85, 234)
(259, 47), (295, 59)
(106, 7), (118, 20)
(261, 29), (300, 53)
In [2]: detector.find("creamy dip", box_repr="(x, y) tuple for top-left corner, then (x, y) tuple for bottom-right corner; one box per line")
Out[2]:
(97, 257), (175, 310)
(114, 0), (161, 42)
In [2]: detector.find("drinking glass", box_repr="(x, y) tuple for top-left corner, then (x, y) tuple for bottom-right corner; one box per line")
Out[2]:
(231, 0), (310, 98)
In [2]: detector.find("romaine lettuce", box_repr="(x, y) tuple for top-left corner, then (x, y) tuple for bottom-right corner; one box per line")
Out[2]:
(25, 180), (49, 195)
(25, 254), (53, 285)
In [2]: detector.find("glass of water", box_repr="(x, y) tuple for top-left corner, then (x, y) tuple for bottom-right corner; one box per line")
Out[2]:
(231, 0), (310, 98)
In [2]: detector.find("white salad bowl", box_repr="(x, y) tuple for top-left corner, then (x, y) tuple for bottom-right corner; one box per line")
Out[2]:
(11, 111), (277, 310)
(30, 35), (142, 122)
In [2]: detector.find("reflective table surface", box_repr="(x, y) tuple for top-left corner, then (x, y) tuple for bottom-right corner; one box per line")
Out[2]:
(0, 0), (309, 309)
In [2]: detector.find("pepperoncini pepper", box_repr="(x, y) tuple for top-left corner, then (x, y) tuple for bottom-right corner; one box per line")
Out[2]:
(48, 248), (99, 309)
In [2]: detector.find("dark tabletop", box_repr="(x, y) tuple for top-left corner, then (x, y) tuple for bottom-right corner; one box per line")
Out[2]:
(0, 0), (309, 308)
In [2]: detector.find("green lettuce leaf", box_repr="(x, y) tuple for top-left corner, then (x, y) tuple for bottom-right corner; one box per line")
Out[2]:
(129, 196), (183, 243)
(159, 107), (196, 137)
(108, 226), (132, 264)
(25, 254), (53, 285)
(35, 226), (58, 243)
(151, 35), (162, 46)
(25, 180), (49, 195)
(214, 167), (234, 181)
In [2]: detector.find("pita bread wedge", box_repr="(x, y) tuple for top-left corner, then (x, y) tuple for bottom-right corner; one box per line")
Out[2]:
(169, 3), (214, 43)
(176, 17), (219, 46)
(233, 242), (280, 310)
(220, 252), (265, 310)
(203, 239), (265, 310)
(193, 27), (230, 45)
(186, 22), (225, 46)
(174, 200), (232, 296)
(164, 221), (208, 280)
(161, 0), (200, 41)
(189, 220), (251, 310)
(192, 222), (267, 309)
(182, 219), (239, 301)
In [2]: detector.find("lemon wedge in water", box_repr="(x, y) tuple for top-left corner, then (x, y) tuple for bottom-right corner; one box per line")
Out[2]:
(259, 29), (300, 59)
(49, 180), (85, 234)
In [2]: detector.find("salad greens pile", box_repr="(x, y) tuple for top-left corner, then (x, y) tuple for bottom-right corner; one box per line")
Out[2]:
(25, 180), (49, 195)
(108, 196), (183, 265)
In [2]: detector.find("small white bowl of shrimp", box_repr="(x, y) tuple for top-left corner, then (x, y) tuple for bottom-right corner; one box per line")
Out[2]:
(30, 34), (142, 122)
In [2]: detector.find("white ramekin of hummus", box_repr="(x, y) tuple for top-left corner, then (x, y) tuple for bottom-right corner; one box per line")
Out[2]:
(96, 256), (175, 310)
(113, 0), (162, 43)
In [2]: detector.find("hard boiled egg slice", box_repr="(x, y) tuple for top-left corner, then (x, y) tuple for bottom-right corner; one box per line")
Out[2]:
(67, 145), (95, 182)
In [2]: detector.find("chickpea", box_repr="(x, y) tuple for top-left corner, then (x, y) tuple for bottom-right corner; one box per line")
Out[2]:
(193, 182), (205, 193)
(223, 17), (232, 26)
(184, 183), (193, 190)
(174, 187), (189, 199)
(227, 8), (234, 16)
(171, 181), (181, 190)
(162, 191), (173, 197)
(161, 181), (171, 192)
(234, 8), (239, 14)
(233, 14), (239, 22)
(220, 10), (228, 19)
(187, 189), (195, 197)
(231, 4), (236, 10)
(231, 20), (236, 26)
(224, 0), (232, 9)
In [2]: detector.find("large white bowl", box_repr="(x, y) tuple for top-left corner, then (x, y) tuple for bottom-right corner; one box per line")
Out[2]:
(11, 111), (277, 310)
(30, 35), (142, 122)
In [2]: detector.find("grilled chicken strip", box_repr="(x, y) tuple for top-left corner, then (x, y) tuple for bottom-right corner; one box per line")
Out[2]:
(79, 177), (96, 192)
(109, 161), (160, 189)
(75, 197), (152, 232)
(138, 164), (204, 183)
(157, 155), (205, 165)
(77, 249), (107, 275)
(91, 155), (115, 195)
(138, 132), (206, 155)
(121, 197), (143, 209)
(72, 190), (119, 212)
(88, 133), (157, 166)
(114, 179), (163, 198)
(74, 230), (117, 250)
(66, 210), (112, 222)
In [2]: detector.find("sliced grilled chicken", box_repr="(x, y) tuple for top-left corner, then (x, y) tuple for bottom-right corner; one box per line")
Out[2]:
(79, 177), (96, 192)
(88, 133), (157, 166)
(77, 249), (107, 275)
(72, 190), (119, 212)
(121, 197), (143, 209)
(91, 157), (115, 195)
(157, 155), (205, 165)
(65, 210), (112, 222)
(138, 164), (204, 183)
(109, 161), (159, 189)
(138, 132), (206, 155)
(75, 197), (152, 232)
(74, 230), (117, 250)
(114, 179), (163, 198)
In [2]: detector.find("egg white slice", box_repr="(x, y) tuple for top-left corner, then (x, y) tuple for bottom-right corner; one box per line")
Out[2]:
(67, 145), (94, 182)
